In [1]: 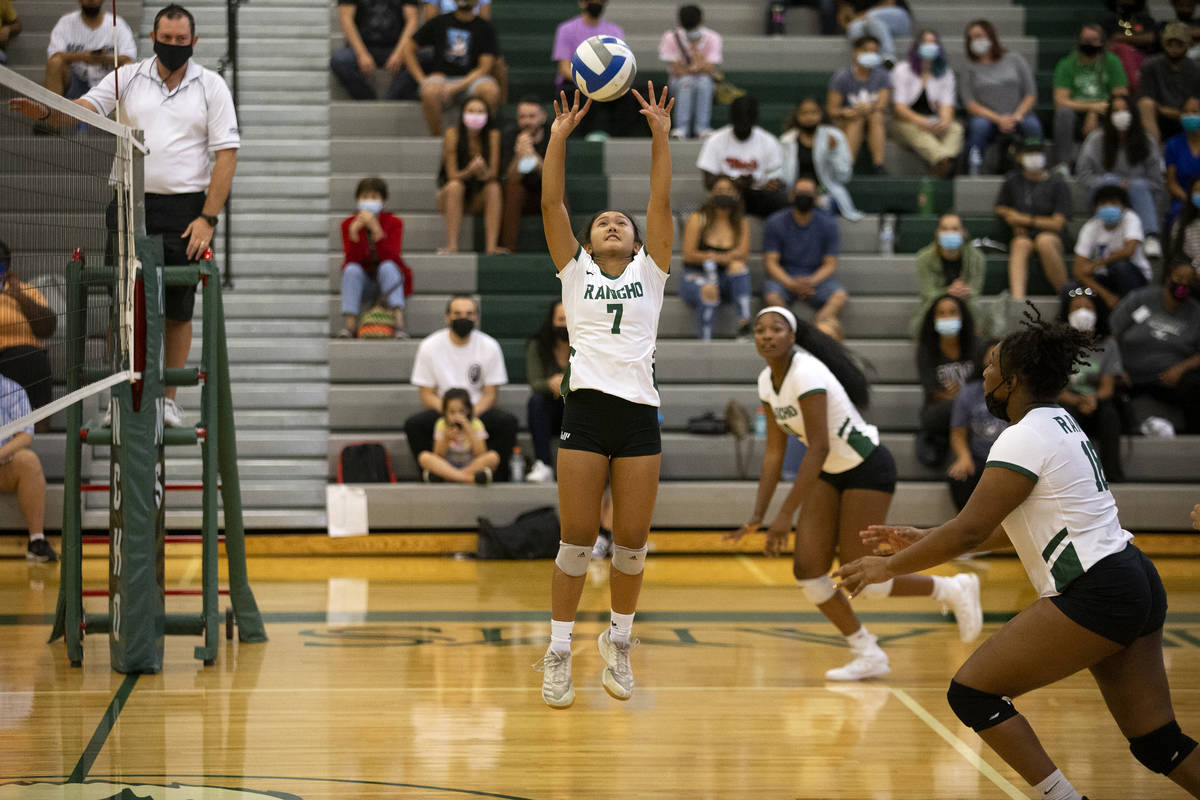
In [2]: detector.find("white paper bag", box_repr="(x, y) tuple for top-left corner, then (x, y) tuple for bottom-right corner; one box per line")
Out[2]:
(326, 484), (369, 537)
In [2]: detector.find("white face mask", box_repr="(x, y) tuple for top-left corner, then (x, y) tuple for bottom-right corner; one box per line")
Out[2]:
(1068, 308), (1097, 332)
(1021, 153), (1046, 172)
(969, 38), (992, 57)
(357, 199), (382, 215)
(1111, 110), (1132, 131)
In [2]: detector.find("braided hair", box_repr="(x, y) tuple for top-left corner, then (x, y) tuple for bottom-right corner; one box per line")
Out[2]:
(995, 302), (1097, 400)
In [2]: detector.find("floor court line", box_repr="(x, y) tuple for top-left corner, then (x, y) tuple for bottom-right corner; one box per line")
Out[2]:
(889, 687), (1027, 800)
(67, 673), (140, 783)
(737, 554), (777, 585)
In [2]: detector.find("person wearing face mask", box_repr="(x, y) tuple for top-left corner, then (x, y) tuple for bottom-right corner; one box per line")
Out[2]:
(404, 294), (518, 480)
(550, 0), (640, 140)
(45, 0), (136, 99)
(1136, 23), (1200, 145)
(1072, 185), (1152, 310)
(524, 301), (571, 483)
(1076, 95), (1165, 256)
(1166, 0), (1200, 55)
(1168, 174), (1200, 271)
(762, 178), (849, 326)
(1164, 96), (1200, 230)
(912, 213), (986, 335)
(827, 36), (891, 174)
(1111, 262), (1200, 433)
(1056, 287), (1125, 482)
(1101, 0), (1159, 97)
(837, 315), (1200, 800)
(960, 19), (1042, 175)
(338, 178), (411, 339)
(436, 97), (504, 254)
(994, 138), (1072, 304)
(1052, 24), (1130, 169)
(680, 177), (753, 340)
(888, 30), (964, 179)
(915, 295), (982, 467)
(840, 0), (912, 67)
(500, 96), (552, 252)
(404, 0), (500, 136)
(697, 94), (788, 216)
(658, 4), (723, 140)
(779, 97), (862, 221)
(945, 341), (1007, 511)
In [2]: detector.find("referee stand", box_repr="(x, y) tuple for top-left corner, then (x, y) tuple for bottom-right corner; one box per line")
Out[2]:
(51, 234), (266, 672)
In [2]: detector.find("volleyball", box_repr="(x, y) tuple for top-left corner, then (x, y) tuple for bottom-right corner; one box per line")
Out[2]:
(571, 35), (637, 102)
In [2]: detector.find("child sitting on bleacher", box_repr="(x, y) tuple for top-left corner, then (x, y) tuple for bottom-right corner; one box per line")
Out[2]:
(418, 388), (499, 484)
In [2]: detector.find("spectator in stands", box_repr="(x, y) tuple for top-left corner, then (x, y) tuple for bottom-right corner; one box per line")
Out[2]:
(425, 0), (489, 20)
(766, 0), (839, 38)
(524, 300), (568, 484)
(779, 98), (862, 221)
(404, 294), (519, 479)
(946, 343), (1006, 511)
(961, 19), (1041, 175)
(1052, 23), (1129, 169)
(1167, 0), (1200, 52)
(1072, 184), (1152, 309)
(910, 214), (985, 335)
(551, 0), (639, 139)
(500, 96), (551, 252)
(0, 376), (53, 562)
(1165, 96), (1200, 227)
(1102, 0), (1158, 95)
(417, 387), (499, 483)
(1111, 261), (1200, 433)
(680, 177), (753, 340)
(839, 1), (912, 67)
(1056, 286), (1125, 481)
(45, 1), (136, 99)
(889, 29), (963, 179)
(0, 242), (55, 435)
(658, 4), (722, 140)
(331, 0), (422, 101)
(0, 0), (20, 65)
(338, 177), (409, 339)
(762, 177), (847, 325)
(1169, 174), (1200, 269)
(915, 294), (980, 467)
(1137, 23), (1199, 144)
(437, 96), (503, 254)
(697, 95), (788, 216)
(828, 36), (890, 174)
(405, 0), (499, 136)
(1076, 94), (1165, 256)
(994, 137), (1072, 300)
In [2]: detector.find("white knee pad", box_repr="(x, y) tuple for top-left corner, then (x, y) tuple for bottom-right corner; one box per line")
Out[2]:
(857, 578), (894, 600)
(612, 544), (648, 575)
(555, 541), (592, 576)
(796, 575), (838, 605)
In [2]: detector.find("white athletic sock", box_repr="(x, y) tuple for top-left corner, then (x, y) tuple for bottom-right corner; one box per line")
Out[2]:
(609, 610), (635, 644)
(29, 532), (45, 542)
(1033, 769), (1081, 800)
(846, 626), (877, 652)
(550, 619), (574, 653)
(930, 575), (952, 601)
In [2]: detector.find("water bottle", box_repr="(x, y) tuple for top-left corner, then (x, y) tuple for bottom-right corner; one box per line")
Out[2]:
(878, 213), (896, 256)
(702, 259), (718, 285)
(509, 446), (526, 482)
(916, 176), (934, 218)
(754, 408), (767, 439)
(967, 147), (983, 177)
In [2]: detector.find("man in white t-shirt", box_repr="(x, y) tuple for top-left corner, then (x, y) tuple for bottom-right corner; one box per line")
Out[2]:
(1072, 184), (1151, 309)
(45, 0), (137, 99)
(697, 95), (788, 217)
(403, 294), (519, 479)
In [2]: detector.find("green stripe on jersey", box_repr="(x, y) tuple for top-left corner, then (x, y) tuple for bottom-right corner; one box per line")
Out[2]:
(985, 460), (1039, 483)
(1042, 528), (1069, 562)
(797, 388), (826, 400)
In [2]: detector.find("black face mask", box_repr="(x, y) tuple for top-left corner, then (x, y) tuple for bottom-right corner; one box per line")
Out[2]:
(984, 381), (1011, 423)
(793, 194), (815, 213)
(1079, 43), (1103, 57)
(450, 318), (475, 338)
(586, 2), (604, 18)
(154, 40), (193, 72)
(554, 325), (570, 342)
(81, 5), (103, 18)
(711, 195), (737, 211)
(798, 122), (819, 135)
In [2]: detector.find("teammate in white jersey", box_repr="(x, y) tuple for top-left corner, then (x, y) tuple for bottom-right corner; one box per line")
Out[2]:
(533, 85), (675, 709)
(837, 314), (1200, 800)
(730, 307), (982, 682)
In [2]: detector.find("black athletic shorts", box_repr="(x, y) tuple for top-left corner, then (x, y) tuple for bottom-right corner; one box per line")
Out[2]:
(107, 192), (206, 322)
(818, 444), (897, 494)
(559, 389), (661, 459)
(1050, 543), (1167, 646)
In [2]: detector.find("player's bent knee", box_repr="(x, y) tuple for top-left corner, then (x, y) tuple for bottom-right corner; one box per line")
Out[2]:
(555, 541), (592, 576)
(612, 544), (648, 575)
(946, 679), (1017, 731)
(1129, 719), (1199, 775)
(857, 578), (893, 599)
(796, 575), (838, 605)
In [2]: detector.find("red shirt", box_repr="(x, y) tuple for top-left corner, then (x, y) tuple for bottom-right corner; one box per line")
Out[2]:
(340, 211), (413, 292)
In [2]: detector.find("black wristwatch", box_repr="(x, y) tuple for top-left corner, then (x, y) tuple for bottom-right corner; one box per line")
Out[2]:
(201, 213), (219, 228)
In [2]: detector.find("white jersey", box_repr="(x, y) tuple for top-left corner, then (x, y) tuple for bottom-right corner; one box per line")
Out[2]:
(985, 405), (1132, 598)
(757, 348), (879, 474)
(558, 246), (669, 406)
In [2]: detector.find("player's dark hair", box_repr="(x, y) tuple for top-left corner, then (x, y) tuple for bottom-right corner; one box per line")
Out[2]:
(969, 339), (1000, 382)
(995, 303), (1097, 401)
(529, 300), (565, 374)
(441, 387), (474, 418)
(577, 210), (643, 257)
(917, 294), (979, 364)
(794, 318), (871, 409)
(154, 3), (195, 35)
(355, 177), (388, 202)
(679, 4), (702, 29)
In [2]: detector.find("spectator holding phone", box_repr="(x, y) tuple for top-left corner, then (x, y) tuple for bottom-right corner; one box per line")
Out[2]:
(417, 388), (499, 483)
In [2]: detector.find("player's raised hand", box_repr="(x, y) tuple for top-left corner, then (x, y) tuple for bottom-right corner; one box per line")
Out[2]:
(550, 90), (592, 138)
(860, 524), (926, 555)
(632, 81), (674, 137)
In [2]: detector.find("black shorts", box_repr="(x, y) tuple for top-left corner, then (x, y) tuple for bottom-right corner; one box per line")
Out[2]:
(818, 444), (897, 494)
(107, 191), (206, 322)
(1051, 543), (1167, 646)
(559, 389), (661, 459)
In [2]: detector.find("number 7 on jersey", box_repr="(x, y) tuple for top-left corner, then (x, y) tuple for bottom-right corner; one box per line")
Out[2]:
(606, 303), (623, 334)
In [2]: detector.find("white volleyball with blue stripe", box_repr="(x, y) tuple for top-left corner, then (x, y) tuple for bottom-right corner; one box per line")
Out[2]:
(571, 35), (637, 102)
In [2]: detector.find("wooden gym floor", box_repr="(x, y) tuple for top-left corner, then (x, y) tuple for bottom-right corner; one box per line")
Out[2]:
(1, 543), (1199, 798)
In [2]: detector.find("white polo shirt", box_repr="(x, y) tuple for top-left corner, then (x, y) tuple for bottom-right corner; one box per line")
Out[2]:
(81, 58), (240, 195)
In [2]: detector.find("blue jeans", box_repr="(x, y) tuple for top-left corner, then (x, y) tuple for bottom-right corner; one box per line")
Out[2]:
(966, 112), (1043, 156)
(1091, 175), (1161, 237)
(330, 45), (418, 100)
(669, 74), (714, 136)
(341, 261), (406, 315)
(845, 7), (911, 60)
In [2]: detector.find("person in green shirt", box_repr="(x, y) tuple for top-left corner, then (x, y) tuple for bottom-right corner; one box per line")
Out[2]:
(910, 213), (986, 336)
(1053, 23), (1130, 168)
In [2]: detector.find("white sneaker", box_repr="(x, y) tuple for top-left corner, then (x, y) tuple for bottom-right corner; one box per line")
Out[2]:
(825, 647), (890, 682)
(1144, 235), (1162, 259)
(163, 397), (183, 428)
(938, 573), (983, 643)
(670, 128), (687, 140)
(101, 403), (112, 428)
(526, 459), (554, 483)
(591, 530), (612, 560)
(533, 647), (574, 708)
(597, 629), (637, 700)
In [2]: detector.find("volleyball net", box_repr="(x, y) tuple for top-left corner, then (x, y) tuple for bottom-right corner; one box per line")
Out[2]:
(0, 63), (145, 442)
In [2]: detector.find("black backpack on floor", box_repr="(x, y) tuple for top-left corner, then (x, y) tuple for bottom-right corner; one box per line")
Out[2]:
(337, 443), (396, 483)
(477, 507), (561, 559)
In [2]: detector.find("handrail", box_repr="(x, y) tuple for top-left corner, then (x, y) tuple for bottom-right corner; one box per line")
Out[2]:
(216, 0), (247, 288)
